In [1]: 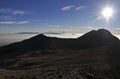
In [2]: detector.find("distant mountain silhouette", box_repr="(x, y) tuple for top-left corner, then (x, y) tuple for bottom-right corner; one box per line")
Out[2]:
(73, 29), (119, 49)
(0, 29), (120, 69)
(0, 29), (119, 54)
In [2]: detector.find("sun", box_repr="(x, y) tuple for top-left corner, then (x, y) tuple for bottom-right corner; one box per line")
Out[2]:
(102, 6), (114, 21)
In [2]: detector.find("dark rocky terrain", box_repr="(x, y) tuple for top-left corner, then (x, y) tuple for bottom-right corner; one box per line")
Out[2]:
(0, 29), (120, 79)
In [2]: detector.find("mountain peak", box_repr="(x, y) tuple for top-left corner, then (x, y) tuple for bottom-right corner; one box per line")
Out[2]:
(97, 29), (109, 31)
(76, 29), (119, 49)
(37, 34), (47, 37)
(90, 29), (111, 33)
(97, 29), (112, 35)
(29, 34), (47, 40)
(81, 29), (113, 38)
(95, 29), (116, 39)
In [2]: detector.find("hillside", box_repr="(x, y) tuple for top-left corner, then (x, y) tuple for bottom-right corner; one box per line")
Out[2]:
(0, 29), (120, 79)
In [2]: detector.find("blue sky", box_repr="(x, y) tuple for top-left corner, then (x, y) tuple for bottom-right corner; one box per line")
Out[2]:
(0, 0), (120, 36)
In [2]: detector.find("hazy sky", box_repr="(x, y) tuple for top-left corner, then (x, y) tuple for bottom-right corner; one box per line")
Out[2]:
(0, 0), (120, 35)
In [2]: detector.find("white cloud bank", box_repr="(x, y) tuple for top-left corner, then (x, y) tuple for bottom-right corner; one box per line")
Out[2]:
(115, 28), (120, 30)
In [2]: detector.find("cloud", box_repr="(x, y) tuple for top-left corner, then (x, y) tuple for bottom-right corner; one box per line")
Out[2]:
(75, 6), (86, 10)
(13, 10), (26, 15)
(16, 21), (30, 24)
(114, 35), (120, 39)
(0, 8), (26, 15)
(97, 16), (102, 20)
(0, 21), (30, 25)
(61, 5), (74, 11)
(45, 31), (83, 38)
(0, 16), (13, 20)
(85, 26), (94, 29)
(43, 32), (63, 35)
(61, 5), (86, 11)
(50, 25), (61, 28)
(51, 28), (81, 33)
(0, 8), (12, 14)
(115, 28), (120, 30)
(0, 21), (16, 24)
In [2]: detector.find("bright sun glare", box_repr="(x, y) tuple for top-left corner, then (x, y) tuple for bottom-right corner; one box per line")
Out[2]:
(102, 6), (114, 21)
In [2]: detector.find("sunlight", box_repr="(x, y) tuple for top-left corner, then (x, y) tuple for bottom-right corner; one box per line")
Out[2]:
(102, 6), (114, 21)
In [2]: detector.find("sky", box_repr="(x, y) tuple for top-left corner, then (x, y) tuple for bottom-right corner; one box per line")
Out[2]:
(0, 0), (120, 37)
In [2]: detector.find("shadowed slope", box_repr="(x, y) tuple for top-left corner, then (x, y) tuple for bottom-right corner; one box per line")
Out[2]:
(0, 29), (119, 58)
(73, 29), (119, 49)
(0, 29), (119, 69)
